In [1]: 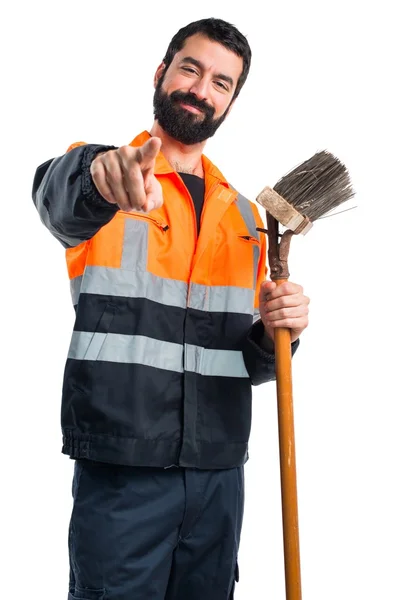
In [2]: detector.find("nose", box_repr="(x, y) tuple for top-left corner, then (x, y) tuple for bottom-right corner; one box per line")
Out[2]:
(189, 77), (209, 101)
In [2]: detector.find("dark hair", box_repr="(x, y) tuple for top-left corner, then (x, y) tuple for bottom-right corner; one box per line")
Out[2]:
(162, 18), (251, 100)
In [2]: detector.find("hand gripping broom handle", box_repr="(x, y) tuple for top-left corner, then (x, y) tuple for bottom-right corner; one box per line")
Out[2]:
(266, 212), (302, 600)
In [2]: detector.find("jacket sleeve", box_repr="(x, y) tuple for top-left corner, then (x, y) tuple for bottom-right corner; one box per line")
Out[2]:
(32, 143), (119, 248)
(242, 204), (299, 386)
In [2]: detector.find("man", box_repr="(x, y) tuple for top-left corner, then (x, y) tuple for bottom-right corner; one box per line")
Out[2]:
(32, 17), (309, 600)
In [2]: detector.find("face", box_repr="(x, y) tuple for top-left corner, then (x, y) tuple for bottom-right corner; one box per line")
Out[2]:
(153, 34), (243, 145)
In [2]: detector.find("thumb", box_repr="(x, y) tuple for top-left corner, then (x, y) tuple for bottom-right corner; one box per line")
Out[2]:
(137, 137), (162, 168)
(261, 280), (277, 294)
(260, 280), (276, 301)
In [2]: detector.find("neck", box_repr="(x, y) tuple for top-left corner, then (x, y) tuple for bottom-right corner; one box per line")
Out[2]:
(149, 121), (206, 177)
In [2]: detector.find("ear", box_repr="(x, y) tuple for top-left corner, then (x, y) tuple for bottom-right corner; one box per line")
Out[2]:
(154, 63), (166, 89)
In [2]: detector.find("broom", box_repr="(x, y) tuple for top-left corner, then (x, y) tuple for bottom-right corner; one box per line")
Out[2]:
(256, 151), (355, 600)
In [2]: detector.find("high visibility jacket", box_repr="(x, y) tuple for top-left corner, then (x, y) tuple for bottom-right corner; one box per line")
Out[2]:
(32, 130), (297, 469)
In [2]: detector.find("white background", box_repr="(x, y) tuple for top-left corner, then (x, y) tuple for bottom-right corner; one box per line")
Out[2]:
(1, 0), (399, 598)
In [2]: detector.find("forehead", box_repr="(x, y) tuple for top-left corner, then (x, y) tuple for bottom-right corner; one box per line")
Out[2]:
(172, 33), (243, 83)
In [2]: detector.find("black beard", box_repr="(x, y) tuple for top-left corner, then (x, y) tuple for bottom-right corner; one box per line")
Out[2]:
(153, 77), (228, 145)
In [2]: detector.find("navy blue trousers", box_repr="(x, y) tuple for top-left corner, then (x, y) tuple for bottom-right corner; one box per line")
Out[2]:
(68, 460), (244, 599)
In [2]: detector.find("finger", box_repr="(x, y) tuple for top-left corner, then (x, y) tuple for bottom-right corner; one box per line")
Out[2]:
(142, 178), (164, 212)
(262, 281), (304, 301)
(136, 137), (162, 170)
(118, 141), (161, 211)
(121, 163), (147, 211)
(264, 315), (309, 330)
(90, 159), (117, 204)
(101, 152), (137, 211)
(142, 191), (162, 212)
(261, 280), (276, 292)
(263, 292), (309, 312)
(262, 304), (309, 323)
(143, 168), (156, 194)
(259, 280), (276, 300)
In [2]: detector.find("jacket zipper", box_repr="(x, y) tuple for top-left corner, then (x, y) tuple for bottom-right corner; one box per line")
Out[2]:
(123, 211), (169, 232)
(239, 235), (259, 244)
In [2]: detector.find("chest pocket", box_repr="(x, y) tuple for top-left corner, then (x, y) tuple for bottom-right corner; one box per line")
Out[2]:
(120, 213), (169, 272)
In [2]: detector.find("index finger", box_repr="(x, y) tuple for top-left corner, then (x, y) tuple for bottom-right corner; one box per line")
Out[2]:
(136, 137), (162, 170)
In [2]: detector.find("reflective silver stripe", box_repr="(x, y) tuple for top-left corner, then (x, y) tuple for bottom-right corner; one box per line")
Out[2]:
(71, 204), (257, 313)
(70, 276), (82, 306)
(73, 267), (253, 315)
(236, 192), (260, 289)
(67, 332), (249, 378)
(71, 217), (188, 308)
(185, 344), (249, 378)
(252, 244), (260, 289)
(253, 308), (261, 324)
(188, 283), (254, 315)
(236, 192), (259, 241)
(68, 332), (184, 372)
(121, 218), (148, 271)
(78, 266), (188, 308)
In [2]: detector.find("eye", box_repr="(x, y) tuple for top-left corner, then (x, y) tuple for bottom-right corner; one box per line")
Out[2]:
(214, 80), (229, 92)
(181, 66), (198, 75)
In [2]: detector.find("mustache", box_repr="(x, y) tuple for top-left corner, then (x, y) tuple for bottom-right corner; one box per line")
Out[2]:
(170, 91), (215, 118)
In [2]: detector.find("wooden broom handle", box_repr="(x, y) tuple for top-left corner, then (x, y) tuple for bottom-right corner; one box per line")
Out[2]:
(275, 277), (302, 600)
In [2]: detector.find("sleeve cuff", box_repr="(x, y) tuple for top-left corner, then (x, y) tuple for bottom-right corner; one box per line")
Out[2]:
(250, 319), (299, 354)
(243, 320), (300, 386)
(81, 144), (119, 209)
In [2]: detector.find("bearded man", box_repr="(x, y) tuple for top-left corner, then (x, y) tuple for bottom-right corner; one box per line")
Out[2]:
(32, 17), (309, 600)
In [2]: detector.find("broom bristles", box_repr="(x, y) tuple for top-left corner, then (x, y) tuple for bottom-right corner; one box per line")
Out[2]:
(273, 150), (355, 222)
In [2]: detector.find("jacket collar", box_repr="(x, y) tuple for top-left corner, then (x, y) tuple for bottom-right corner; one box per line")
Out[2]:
(129, 131), (230, 188)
